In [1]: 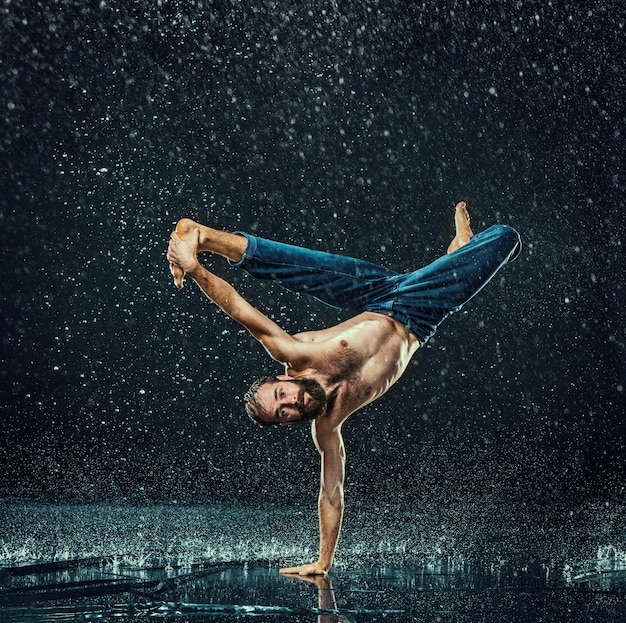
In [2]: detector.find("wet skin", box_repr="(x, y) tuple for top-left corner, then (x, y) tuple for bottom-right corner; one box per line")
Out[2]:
(167, 202), (473, 576)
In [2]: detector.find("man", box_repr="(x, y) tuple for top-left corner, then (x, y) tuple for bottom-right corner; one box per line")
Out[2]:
(166, 202), (521, 576)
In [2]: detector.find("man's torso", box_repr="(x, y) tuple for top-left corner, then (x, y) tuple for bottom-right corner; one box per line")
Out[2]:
(287, 312), (420, 428)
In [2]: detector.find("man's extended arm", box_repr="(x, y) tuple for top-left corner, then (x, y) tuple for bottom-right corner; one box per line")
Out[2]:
(281, 425), (346, 576)
(188, 263), (303, 364)
(167, 232), (303, 365)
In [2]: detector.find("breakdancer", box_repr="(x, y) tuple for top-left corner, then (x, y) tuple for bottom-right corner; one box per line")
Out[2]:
(166, 202), (521, 576)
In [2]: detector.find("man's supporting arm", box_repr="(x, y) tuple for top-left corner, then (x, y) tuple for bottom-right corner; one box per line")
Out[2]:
(281, 426), (346, 576)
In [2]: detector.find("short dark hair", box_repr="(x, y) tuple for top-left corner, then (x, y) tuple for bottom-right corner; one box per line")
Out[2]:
(243, 376), (279, 426)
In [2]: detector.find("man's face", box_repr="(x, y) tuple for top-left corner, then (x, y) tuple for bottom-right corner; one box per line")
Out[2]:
(255, 377), (327, 426)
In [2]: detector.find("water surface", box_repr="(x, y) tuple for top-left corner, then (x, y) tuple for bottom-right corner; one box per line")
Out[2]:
(1, 498), (625, 622)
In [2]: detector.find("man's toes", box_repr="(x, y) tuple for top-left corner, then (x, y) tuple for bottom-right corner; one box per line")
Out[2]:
(170, 263), (185, 289)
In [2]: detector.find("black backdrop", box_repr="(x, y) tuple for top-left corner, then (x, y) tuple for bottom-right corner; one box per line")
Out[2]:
(1, 0), (624, 505)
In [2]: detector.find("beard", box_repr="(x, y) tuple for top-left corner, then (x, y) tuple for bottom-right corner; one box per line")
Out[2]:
(292, 377), (328, 422)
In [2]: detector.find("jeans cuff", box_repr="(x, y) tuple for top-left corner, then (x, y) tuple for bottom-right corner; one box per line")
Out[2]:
(228, 232), (256, 267)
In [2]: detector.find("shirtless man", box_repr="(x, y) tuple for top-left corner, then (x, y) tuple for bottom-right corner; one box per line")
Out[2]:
(166, 202), (521, 576)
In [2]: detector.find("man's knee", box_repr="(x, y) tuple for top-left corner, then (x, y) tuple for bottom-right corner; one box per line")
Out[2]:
(497, 225), (522, 262)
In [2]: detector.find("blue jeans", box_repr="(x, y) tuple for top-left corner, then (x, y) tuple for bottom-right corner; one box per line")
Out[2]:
(231, 225), (521, 345)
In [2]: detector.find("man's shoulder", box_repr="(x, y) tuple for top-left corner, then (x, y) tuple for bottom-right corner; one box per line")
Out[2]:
(312, 414), (347, 450)
(317, 385), (360, 432)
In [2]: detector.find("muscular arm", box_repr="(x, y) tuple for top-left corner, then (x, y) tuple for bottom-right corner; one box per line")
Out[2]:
(167, 226), (304, 364)
(187, 263), (302, 365)
(281, 424), (346, 576)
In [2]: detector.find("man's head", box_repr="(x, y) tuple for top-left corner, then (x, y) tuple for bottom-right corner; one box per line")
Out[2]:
(244, 375), (328, 427)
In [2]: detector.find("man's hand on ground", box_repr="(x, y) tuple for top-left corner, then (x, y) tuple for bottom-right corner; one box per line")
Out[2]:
(279, 561), (328, 576)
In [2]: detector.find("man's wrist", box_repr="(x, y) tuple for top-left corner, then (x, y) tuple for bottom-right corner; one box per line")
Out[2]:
(316, 558), (330, 573)
(185, 261), (203, 280)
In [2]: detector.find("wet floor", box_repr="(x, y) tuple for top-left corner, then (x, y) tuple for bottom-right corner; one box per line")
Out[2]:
(1, 498), (625, 622)
(2, 558), (626, 622)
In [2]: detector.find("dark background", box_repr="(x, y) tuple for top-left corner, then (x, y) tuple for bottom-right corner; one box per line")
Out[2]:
(1, 0), (624, 507)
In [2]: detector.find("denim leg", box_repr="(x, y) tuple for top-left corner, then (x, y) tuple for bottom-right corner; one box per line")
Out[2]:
(387, 225), (521, 343)
(230, 233), (399, 309)
(230, 226), (521, 344)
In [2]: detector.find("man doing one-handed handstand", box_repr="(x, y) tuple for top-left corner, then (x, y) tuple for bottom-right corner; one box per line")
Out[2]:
(166, 202), (521, 576)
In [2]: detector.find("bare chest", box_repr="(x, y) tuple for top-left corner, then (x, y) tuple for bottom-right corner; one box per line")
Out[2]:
(330, 330), (417, 412)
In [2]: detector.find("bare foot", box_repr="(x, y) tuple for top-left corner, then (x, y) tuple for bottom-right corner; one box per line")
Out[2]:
(447, 201), (473, 254)
(168, 219), (248, 289)
(168, 219), (200, 290)
(169, 263), (185, 289)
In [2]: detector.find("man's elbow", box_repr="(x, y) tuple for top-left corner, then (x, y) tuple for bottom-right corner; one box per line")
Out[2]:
(320, 488), (345, 511)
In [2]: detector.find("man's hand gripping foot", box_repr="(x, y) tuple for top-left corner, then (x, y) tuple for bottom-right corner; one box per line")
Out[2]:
(167, 219), (201, 290)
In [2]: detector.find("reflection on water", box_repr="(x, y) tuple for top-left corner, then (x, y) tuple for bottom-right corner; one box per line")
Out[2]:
(1, 498), (625, 622)
(2, 559), (626, 622)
